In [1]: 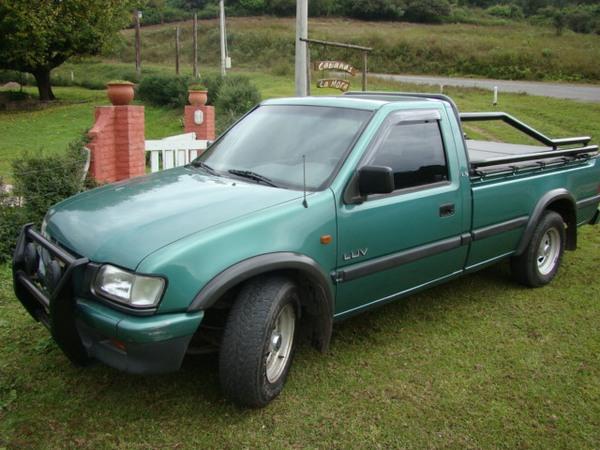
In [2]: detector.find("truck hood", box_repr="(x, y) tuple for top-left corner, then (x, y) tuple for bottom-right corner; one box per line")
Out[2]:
(45, 167), (302, 269)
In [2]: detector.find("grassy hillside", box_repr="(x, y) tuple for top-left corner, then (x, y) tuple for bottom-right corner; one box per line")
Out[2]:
(105, 17), (600, 82)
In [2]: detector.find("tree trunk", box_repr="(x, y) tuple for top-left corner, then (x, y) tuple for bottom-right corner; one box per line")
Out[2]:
(33, 69), (56, 101)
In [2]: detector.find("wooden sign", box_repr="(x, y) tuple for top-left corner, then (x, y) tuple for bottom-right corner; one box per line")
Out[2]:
(316, 78), (350, 92)
(315, 60), (357, 76)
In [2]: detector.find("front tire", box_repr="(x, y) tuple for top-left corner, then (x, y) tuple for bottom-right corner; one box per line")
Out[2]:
(511, 211), (565, 287)
(219, 276), (298, 408)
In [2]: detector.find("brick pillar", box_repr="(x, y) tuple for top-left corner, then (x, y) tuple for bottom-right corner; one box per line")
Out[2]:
(87, 105), (145, 183)
(184, 105), (215, 140)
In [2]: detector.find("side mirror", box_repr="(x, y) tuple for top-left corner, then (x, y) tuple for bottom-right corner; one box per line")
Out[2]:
(358, 165), (395, 196)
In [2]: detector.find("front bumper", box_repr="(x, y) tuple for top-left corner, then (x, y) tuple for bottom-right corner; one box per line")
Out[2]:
(12, 225), (203, 374)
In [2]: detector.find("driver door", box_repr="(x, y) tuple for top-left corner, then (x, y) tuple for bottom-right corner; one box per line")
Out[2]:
(334, 109), (470, 317)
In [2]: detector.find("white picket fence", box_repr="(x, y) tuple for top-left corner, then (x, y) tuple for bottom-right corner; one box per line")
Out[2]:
(145, 132), (209, 173)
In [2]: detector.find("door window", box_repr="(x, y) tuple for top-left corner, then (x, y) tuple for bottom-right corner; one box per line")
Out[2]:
(367, 121), (449, 191)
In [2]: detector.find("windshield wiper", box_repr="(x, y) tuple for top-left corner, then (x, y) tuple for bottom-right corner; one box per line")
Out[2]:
(190, 160), (219, 176)
(228, 169), (279, 187)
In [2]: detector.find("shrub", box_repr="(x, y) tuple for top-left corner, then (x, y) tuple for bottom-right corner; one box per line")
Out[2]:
(564, 6), (596, 34)
(343, 0), (405, 20)
(309, 0), (342, 16)
(215, 75), (261, 118)
(197, 3), (220, 19)
(0, 70), (26, 85)
(266, 0), (296, 16)
(136, 74), (189, 108)
(404, 0), (451, 23)
(237, 0), (267, 14)
(12, 137), (89, 225)
(0, 180), (26, 263)
(140, 6), (191, 25)
(486, 4), (524, 19)
(79, 79), (107, 90)
(200, 73), (224, 106)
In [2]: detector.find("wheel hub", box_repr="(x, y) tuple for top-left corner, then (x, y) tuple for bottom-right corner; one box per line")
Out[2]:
(265, 303), (295, 383)
(536, 228), (560, 276)
(271, 333), (282, 352)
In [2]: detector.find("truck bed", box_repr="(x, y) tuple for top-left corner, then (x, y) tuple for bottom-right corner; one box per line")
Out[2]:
(467, 140), (567, 170)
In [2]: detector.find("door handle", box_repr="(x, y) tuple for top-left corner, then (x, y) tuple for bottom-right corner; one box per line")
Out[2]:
(439, 203), (455, 217)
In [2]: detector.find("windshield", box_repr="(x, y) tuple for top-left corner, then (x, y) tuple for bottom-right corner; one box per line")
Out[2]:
(194, 105), (372, 190)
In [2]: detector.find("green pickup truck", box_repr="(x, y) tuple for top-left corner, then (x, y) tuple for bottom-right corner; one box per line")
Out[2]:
(13, 92), (600, 407)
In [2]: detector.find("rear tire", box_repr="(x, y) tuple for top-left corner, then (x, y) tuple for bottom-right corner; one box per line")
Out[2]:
(219, 276), (298, 408)
(511, 211), (565, 287)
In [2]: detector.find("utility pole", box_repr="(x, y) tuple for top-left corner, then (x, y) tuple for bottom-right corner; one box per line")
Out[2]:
(219, 0), (227, 77)
(193, 12), (199, 79)
(295, 0), (308, 96)
(134, 10), (141, 77)
(175, 26), (180, 75)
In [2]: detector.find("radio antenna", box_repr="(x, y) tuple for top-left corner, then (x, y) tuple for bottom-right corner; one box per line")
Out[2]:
(302, 155), (308, 208)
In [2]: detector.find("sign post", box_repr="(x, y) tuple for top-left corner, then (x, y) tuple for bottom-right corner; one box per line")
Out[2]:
(301, 38), (373, 93)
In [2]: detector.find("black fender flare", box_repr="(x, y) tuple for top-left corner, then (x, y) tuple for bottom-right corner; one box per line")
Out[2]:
(515, 188), (577, 255)
(187, 252), (334, 352)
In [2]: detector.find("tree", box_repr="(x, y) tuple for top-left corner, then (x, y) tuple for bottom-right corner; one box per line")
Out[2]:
(553, 9), (566, 35)
(0, 0), (133, 101)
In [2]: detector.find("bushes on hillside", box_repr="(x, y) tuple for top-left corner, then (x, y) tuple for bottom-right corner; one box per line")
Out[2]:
(404, 0), (451, 23)
(345, 0), (404, 20)
(534, 4), (600, 35)
(136, 0), (600, 30)
(137, 75), (189, 108)
(486, 3), (524, 20)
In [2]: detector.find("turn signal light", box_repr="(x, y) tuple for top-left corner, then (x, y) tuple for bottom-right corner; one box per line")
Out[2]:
(110, 338), (126, 352)
(320, 235), (332, 245)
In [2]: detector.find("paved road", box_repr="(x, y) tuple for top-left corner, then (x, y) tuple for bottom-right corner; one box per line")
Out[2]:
(370, 73), (600, 103)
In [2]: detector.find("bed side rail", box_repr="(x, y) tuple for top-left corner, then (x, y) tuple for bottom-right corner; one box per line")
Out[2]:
(460, 112), (591, 148)
(471, 145), (598, 169)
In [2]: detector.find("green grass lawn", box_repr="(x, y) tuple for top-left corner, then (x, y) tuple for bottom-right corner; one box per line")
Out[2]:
(1, 227), (599, 448)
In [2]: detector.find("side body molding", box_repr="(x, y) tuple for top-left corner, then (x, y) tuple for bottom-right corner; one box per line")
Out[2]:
(515, 188), (577, 255)
(187, 252), (335, 351)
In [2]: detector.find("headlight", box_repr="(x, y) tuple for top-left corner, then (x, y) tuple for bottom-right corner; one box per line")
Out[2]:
(94, 265), (165, 308)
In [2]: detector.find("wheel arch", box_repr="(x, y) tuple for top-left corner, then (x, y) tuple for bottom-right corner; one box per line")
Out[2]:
(515, 188), (577, 255)
(187, 252), (334, 352)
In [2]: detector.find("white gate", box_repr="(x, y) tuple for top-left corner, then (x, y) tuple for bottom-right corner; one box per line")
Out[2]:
(145, 132), (209, 173)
